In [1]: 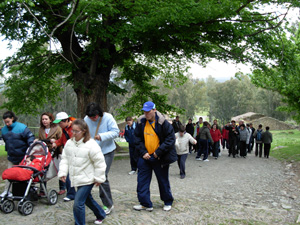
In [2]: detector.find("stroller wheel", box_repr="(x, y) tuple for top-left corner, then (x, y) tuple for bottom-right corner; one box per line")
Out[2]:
(17, 201), (23, 214)
(47, 189), (58, 205)
(1, 199), (15, 214)
(20, 201), (34, 216)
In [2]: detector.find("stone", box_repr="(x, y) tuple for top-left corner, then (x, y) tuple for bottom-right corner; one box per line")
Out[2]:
(281, 204), (292, 209)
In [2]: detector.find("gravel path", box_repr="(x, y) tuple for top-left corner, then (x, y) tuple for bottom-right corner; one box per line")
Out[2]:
(0, 149), (299, 224)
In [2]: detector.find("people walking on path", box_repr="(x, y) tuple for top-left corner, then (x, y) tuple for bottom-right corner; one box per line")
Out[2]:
(185, 118), (195, 153)
(226, 120), (239, 158)
(84, 102), (119, 215)
(262, 126), (273, 158)
(37, 112), (63, 195)
(51, 112), (77, 201)
(210, 124), (222, 159)
(196, 121), (214, 162)
(175, 125), (197, 179)
(254, 124), (263, 157)
(221, 125), (229, 150)
(58, 119), (107, 225)
(0, 111), (35, 197)
(238, 124), (250, 158)
(124, 116), (138, 175)
(133, 101), (177, 212)
(172, 116), (182, 133)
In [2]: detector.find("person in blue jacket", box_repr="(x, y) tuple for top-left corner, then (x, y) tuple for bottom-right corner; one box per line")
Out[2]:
(1, 111), (35, 197)
(133, 101), (177, 212)
(124, 116), (138, 175)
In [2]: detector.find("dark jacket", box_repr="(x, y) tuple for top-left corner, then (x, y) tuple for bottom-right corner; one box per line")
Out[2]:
(198, 126), (214, 143)
(172, 120), (182, 133)
(226, 125), (240, 141)
(262, 130), (273, 144)
(2, 122), (35, 164)
(135, 111), (177, 166)
(124, 122), (136, 147)
(186, 123), (194, 136)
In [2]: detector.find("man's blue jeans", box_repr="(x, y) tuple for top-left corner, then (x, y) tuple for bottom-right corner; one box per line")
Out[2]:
(73, 184), (106, 225)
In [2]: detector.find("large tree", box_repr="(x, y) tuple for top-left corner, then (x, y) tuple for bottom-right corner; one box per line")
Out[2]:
(1, 0), (299, 117)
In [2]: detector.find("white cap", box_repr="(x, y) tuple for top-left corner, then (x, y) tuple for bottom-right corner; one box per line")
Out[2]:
(53, 112), (70, 123)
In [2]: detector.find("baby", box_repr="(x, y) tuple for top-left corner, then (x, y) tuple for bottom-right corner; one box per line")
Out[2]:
(25, 155), (39, 166)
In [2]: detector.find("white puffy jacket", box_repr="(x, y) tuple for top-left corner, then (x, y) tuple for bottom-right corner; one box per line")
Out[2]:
(58, 137), (106, 187)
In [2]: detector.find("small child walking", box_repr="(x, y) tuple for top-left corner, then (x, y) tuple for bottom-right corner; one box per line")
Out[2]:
(175, 125), (197, 179)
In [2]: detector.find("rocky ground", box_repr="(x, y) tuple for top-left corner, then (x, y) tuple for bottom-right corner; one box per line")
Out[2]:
(0, 149), (299, 225)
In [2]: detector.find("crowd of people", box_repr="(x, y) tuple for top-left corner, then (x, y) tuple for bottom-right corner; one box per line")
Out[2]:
(171, 116), (273, 162)
(1, 103), (273, 224)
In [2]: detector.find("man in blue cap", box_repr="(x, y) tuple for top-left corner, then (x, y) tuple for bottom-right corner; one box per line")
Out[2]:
(133, 101), (177, 212)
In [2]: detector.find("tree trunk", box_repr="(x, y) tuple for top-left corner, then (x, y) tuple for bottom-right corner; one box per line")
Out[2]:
(74, 69), (111, 118)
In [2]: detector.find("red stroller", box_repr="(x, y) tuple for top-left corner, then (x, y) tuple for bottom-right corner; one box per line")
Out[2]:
(0, 141), (58, 215)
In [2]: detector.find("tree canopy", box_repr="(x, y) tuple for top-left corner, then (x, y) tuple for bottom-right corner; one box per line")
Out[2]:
(251, 22), (300, 122)
(1, 0), (300, 117)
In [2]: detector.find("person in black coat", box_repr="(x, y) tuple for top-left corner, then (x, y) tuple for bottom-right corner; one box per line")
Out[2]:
(124, 116), (138, 175)
(225, 120), (239, 158)
(172, 116), (182, 133)
(186, 118), (194, 153)
(133, 101), (176, 212)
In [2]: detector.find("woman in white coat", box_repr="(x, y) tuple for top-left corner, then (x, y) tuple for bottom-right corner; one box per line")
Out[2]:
(58, 119), (107, 225)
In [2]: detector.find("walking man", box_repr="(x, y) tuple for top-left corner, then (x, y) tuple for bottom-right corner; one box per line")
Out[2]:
(84, 103), (119, 215)
(133, 101), (177, 212)
(254, 124), (263, 157)
(262, 126), (273, 158)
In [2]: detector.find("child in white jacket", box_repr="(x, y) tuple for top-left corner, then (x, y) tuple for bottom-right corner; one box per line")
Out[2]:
(58, 119), (107, 225)
(175, 125), (197, 179)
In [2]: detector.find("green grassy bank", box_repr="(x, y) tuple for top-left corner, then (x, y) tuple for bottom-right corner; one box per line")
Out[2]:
(270, 130), (300, 162)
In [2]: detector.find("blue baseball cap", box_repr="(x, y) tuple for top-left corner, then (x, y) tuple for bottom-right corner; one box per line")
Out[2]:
(142, 101), (156, 111)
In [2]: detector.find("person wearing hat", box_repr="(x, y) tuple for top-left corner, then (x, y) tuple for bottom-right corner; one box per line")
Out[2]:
(133, 101), (177, 212)
(51, 112), (76, 202)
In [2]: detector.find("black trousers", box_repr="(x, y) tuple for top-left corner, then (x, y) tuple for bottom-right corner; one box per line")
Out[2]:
(255, 143), (263, 157)
(229, 138), (237, 156)
(264, 143), (271, 158)
(240, 141), (247, 157)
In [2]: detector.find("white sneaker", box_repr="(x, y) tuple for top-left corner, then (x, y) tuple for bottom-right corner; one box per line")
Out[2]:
(203, 159), (209, 162)
(0, 191), (13, 198)
(94, 219), (103, 224)
(163, 205), (172, 211)
(104, 205), (114, 215)
(128, 170), (136, 175)
(133, 205), (153, 211)
(196, 158), (202, 161)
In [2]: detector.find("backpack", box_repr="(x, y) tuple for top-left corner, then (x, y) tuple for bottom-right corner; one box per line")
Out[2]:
(256, 130), (262, 141)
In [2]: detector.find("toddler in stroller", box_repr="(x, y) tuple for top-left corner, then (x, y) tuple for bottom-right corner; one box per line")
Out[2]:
(0, 141), (58, 215)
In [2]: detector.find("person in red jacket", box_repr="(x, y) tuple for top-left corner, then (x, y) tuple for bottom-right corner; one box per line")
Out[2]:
(222, 125), (229, 150)
(210, 124), (222, 159)
(50, 112), (76, 202)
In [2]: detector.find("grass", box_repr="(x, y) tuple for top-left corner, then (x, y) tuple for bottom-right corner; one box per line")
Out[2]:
(270, 130), (300, 161)
(0, 145), (6, 157)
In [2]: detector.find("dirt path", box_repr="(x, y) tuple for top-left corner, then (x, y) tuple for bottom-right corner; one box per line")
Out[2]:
(0, 149), (299, 224)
